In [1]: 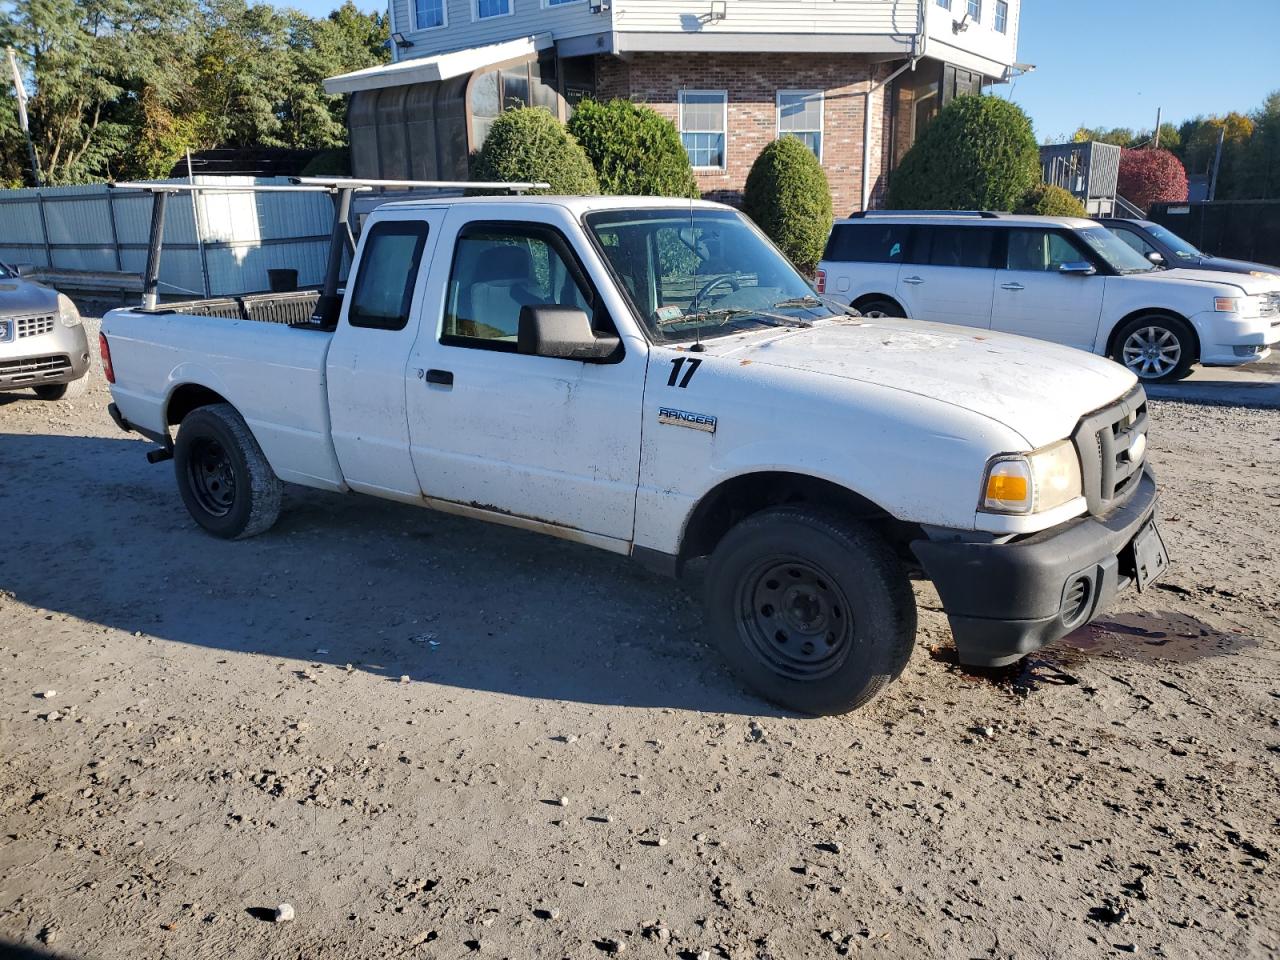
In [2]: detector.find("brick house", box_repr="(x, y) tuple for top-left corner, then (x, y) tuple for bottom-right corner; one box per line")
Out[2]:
(324, 0), (1025, 212)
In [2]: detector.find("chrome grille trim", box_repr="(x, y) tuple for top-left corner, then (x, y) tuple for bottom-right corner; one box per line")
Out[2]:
(15, 314), (56, 338)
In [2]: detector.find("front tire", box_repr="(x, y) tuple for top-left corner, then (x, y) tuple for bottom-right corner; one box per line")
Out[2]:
(173, 403), (282, 539)
(33, 383), (67, 401)
(704, 506), (917, 715)
(1111, 314), (1196, 382)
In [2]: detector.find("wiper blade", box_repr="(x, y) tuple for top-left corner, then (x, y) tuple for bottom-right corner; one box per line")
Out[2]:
(698, 307), (813, 329)
(771, 295), (823, 309)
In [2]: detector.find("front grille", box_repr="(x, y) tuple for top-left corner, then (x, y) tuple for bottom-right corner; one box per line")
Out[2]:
(1071, 385), (1148, 516)
(0, 354), (71, 383)
(16, 314), (56, 338)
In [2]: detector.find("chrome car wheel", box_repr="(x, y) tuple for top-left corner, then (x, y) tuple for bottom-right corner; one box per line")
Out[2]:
(1121, 325), (1182, 379)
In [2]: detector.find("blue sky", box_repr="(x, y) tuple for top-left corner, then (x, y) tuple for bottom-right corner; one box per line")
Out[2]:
(292, 0), (1280, 143)
(1006, 0), (1280, 142)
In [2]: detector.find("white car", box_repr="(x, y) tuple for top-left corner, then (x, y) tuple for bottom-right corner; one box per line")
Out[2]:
(102, 195), (1167, 714)
(816, 212), (1280, 382)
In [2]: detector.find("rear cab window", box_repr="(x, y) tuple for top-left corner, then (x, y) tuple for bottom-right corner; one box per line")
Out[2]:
(348, 221), (431, 330)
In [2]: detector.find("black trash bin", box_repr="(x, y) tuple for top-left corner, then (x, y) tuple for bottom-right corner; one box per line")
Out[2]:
(267, 268), (298, 293)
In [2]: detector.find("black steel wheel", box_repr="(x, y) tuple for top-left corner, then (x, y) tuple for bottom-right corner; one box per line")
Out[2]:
(736, 556), (856, 682)
(173, 403), (282, 539)
(705, 506), (916, 715)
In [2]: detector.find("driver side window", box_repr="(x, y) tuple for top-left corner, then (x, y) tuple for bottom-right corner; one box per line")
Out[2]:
(442, 223), (594, 351)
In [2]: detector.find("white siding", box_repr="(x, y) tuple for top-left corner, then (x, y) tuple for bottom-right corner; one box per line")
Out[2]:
(392, 0), (605, 57)
(612, 0), (920, 35)
(923, 0), (1018, 74)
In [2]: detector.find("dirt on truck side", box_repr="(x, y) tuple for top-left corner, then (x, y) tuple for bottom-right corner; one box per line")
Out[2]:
(1, 350), (1278, 960)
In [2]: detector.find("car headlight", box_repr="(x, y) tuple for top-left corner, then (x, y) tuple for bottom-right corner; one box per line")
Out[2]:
(57, 293), (81, 328)
(1249, 271), (1280, 279)
(980, 440), (1083, 515)
(1214, 295), (1260, 318)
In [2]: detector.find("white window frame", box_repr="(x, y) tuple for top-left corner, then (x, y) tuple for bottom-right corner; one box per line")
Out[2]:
(472, 0), (514, 21)
(994, 0), (1008, 32)
(776, 89), (824, 162)
(679, 89), (728, 172)
(411, 0), (448, 31)
(967, 0), (981, 22)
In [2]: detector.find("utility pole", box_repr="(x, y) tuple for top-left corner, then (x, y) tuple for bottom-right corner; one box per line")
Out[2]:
(5, 46), (41, 187)
(1208, 125), (1226, 201)
(1153, 107), (1162, 149)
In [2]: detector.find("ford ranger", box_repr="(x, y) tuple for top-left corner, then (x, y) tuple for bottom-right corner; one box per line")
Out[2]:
(101, 195), (1168, 714)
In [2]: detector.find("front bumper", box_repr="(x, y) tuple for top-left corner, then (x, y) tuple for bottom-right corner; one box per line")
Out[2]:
(1191, 310), (1280, 366)
(0, 322), (90, 391)
(912, 466), (1161, 667)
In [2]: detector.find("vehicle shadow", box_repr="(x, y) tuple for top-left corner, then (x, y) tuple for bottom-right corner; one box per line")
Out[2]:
(0, 940), (79, 960)
(0, 431), (785, 717)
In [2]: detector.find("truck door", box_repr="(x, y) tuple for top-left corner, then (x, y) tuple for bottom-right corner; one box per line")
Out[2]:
(989, 228), (1106, 351)
(326, 209), (447, 499)
(404, 213), (646, 543)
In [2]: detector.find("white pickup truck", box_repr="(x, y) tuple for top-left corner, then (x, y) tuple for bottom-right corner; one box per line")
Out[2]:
(101, 195), (1168, 714)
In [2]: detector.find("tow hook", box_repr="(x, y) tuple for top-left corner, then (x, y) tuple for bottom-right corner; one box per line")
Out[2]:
(146, 447), (173, 464)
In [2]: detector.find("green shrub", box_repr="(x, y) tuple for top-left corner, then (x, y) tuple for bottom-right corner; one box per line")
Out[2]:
(567, 99), (699, 198)
(470, 107), (599, 195)
(887, 95), (1039, 212)
(742, 137), (833, 273)
(1015, 183), (1087, 217)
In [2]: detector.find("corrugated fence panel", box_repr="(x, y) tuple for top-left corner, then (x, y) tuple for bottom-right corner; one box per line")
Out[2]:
(0, 177), (336, 297)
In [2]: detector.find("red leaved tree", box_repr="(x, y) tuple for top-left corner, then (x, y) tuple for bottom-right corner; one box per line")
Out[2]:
(1117, 148), (1189, 212)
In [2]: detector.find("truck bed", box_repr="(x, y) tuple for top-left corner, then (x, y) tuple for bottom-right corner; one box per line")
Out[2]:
(103, 301), (346, 491)
(144, 289), (322, 326)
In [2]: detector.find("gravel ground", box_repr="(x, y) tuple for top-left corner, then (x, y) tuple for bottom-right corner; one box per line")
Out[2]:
(1, 343), (1277, 960)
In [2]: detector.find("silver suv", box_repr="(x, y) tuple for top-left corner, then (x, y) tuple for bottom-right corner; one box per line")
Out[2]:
(0, 263), (90, 400)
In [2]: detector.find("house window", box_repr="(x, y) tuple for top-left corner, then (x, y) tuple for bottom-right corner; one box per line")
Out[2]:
(936, 0), (950, 7)
(967, 0), (980, 21)
(777, 90), (823, 160)
(545, 0), (579, 5)
(679, 90), (727, 170)
(413, 0), (445, 29)
(475, 0), (512, 19)
(994, 0), (1007, 32)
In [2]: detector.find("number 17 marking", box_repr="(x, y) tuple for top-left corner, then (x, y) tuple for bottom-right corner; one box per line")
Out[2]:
(667, 357), (702, 388)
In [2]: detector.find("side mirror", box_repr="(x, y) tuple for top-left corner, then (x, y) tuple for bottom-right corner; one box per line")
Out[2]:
(11, 263), (34, 277)
(1147, 251), (1165, 265)
(1058, 261), (1097, 276)
(518, 305), (620, 362)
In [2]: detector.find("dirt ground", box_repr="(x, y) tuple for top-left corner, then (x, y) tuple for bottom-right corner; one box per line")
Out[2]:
(2, 346), (1278, 960)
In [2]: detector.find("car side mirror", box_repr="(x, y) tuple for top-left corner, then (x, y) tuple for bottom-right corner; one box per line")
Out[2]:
(1058, 261), (1097, 276)
(11, 263), (34, 277)
(518, 305), (621, 362)
(1147, 251), (1165, 265)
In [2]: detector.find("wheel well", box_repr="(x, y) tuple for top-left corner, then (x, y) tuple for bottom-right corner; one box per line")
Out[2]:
(166, 384), (228, 426)
(679, 472), (922, 572)
(851, 293), (903, 313)
(1105, 309), (1200, 361)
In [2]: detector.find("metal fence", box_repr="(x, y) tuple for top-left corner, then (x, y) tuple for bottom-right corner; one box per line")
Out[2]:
(0, 176), (334, 297)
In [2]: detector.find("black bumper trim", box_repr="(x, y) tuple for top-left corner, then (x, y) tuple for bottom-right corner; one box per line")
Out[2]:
(911, 467), (1159, 667)
(108, 402), (173, 451)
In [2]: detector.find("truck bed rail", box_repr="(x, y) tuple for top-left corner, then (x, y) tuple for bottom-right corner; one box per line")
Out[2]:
(143, 290), (322, 325)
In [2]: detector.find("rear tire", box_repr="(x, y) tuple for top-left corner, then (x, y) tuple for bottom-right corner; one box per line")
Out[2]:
(704, 506), (917, 715)
(1110, 314), (1196, 383)
(173, 403), (282, 539)
(852, 297), (906, 319)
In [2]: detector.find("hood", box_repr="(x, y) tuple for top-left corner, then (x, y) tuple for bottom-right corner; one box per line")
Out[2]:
(707, 318), (1136, 448)
(1142, 267), (1280, 294)
(1192, 255), (1280, 278)
(0, 277), (59, 317)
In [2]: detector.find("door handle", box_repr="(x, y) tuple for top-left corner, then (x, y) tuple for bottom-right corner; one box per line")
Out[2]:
(902, 276), (925, 285)
(425, 369), (454, 386)
(1001, 282), (1025, 291)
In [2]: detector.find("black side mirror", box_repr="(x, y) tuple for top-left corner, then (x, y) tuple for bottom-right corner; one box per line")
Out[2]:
(518, 305), (620, 362)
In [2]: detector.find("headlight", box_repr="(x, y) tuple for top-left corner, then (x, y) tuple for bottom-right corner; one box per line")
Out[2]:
(980, 440), (1082, 515)
(1214, 295), (1260, 318)
(1249, 271), (1280, 279)
(57, 293), (81, 328)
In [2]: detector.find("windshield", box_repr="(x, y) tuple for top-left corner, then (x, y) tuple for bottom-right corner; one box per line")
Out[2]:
(584, 208), (835, 343)
(1076, 226), (1158, 274)
(1145, 222), (1202, 259)
(0, 262), (10, 278)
